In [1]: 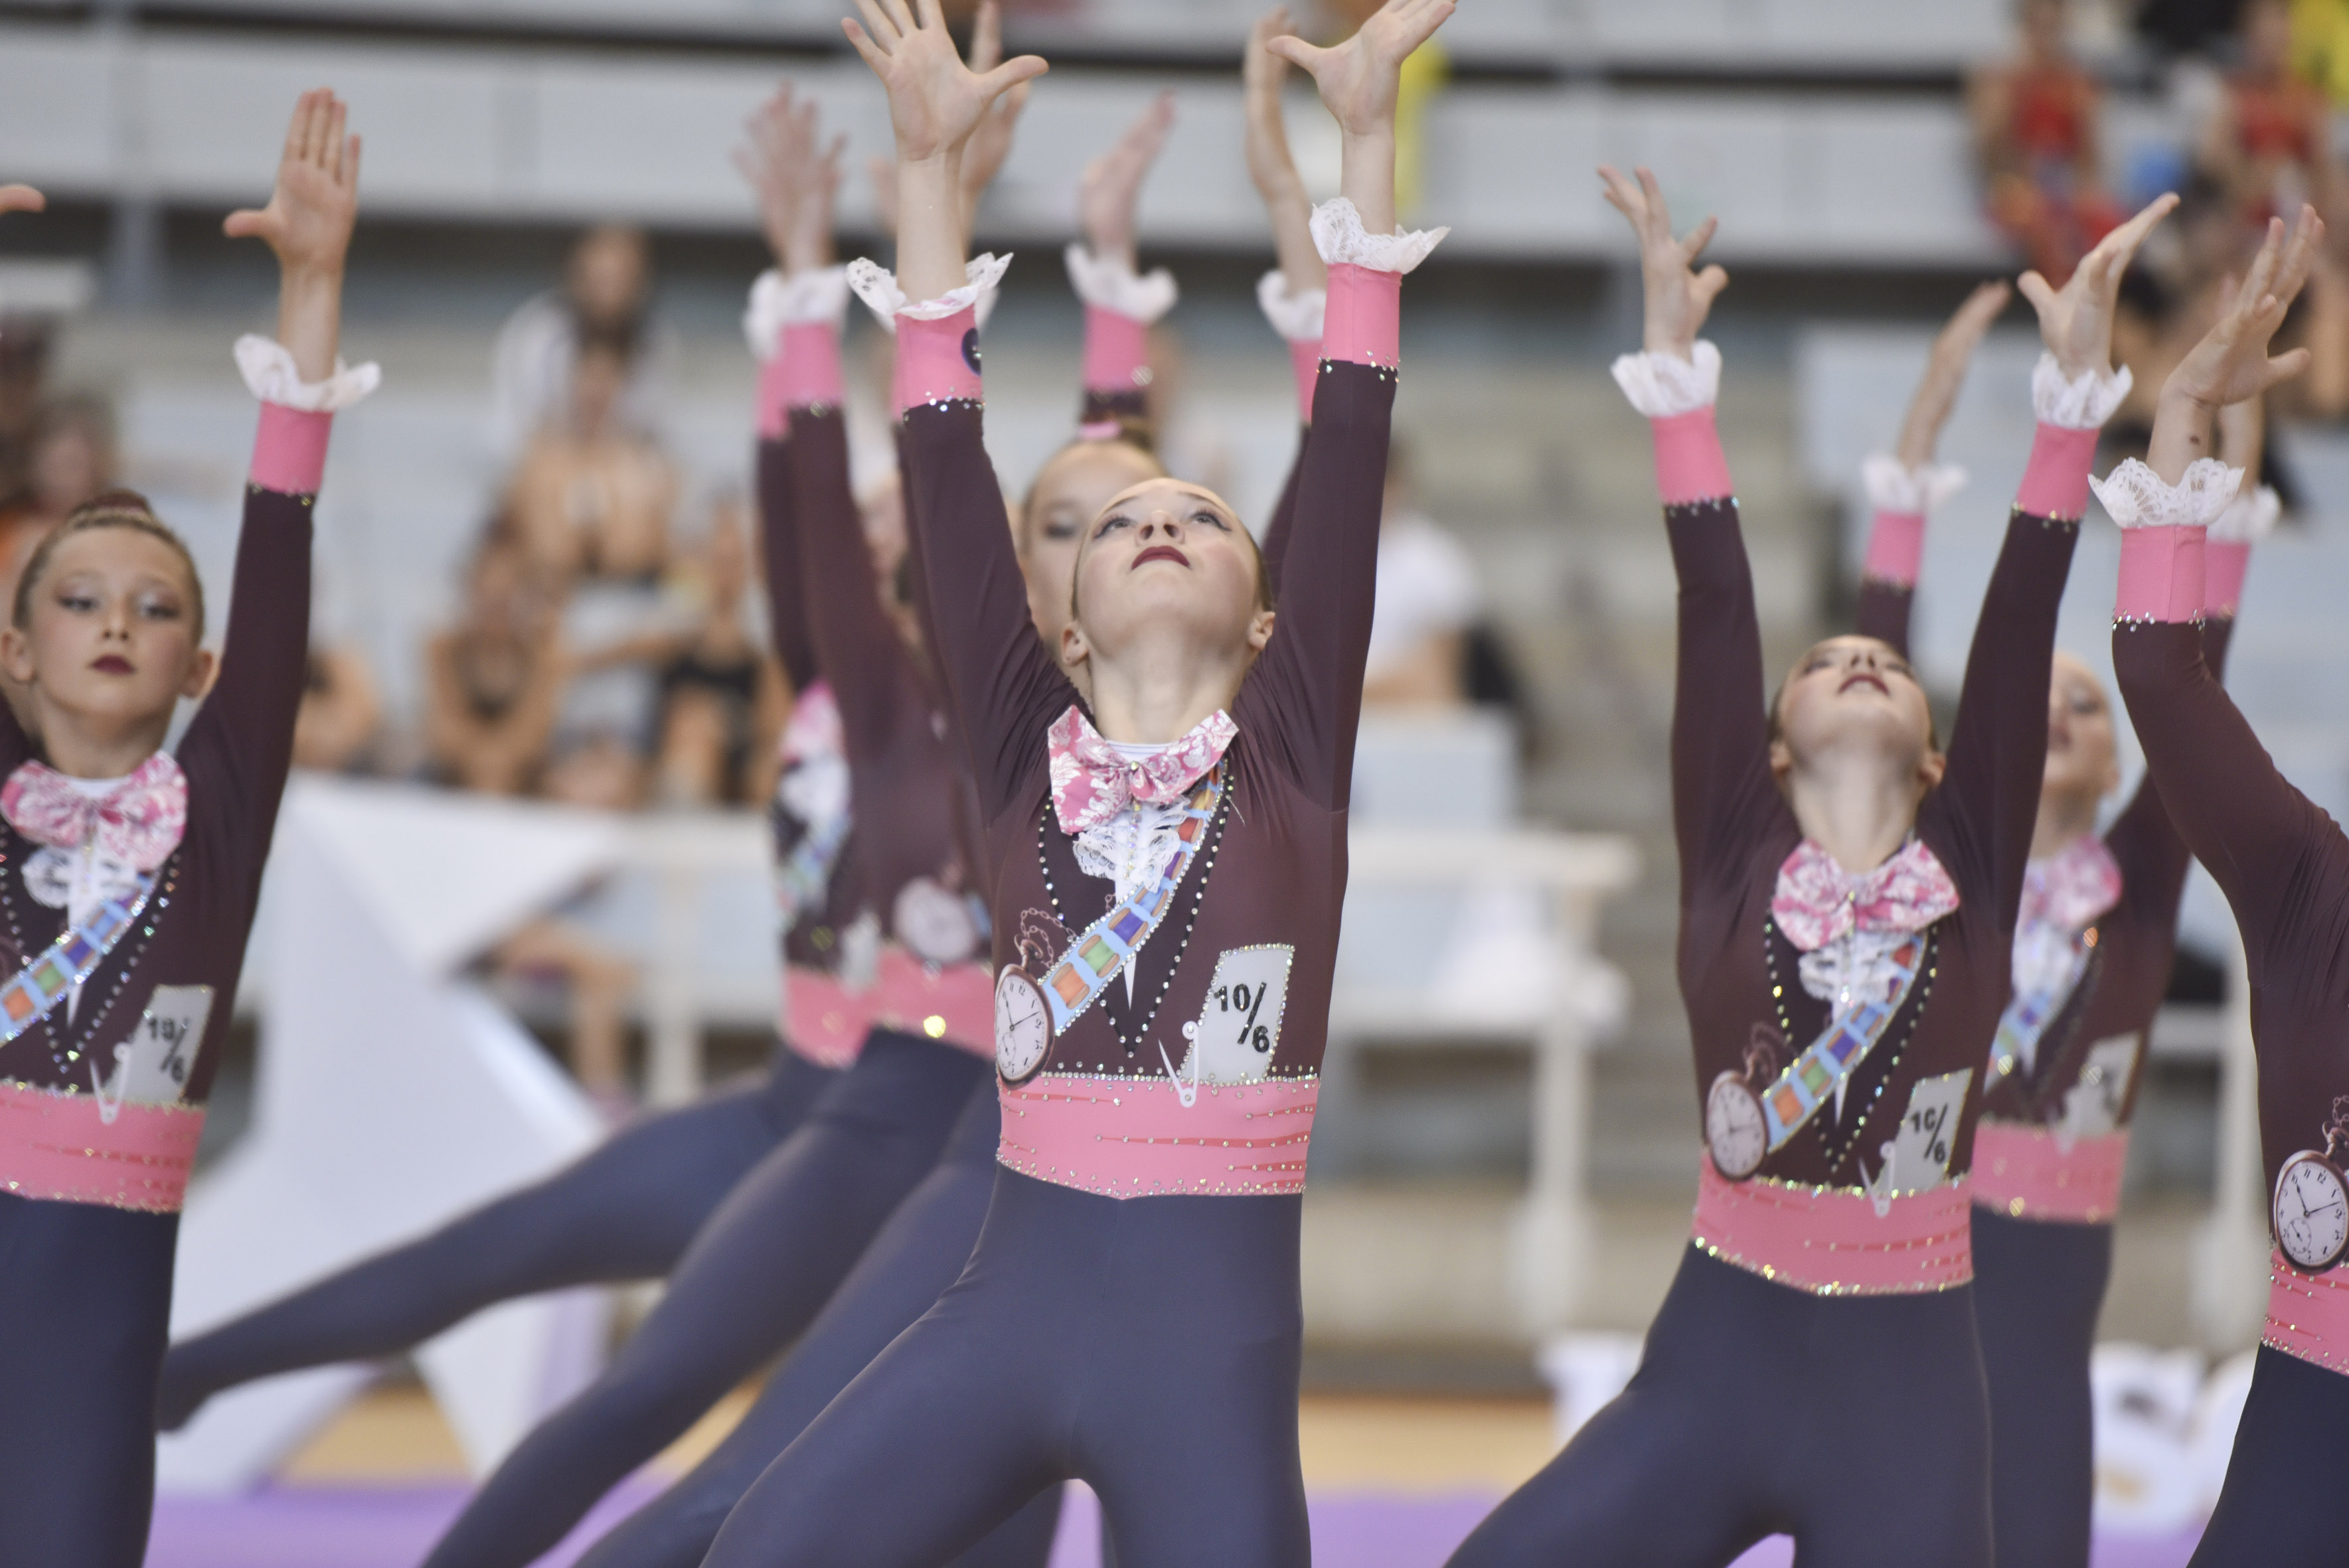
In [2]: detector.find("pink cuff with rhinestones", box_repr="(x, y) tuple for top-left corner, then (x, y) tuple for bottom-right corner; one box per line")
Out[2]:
(0, 1079), (205, 1212)
(1690, 1158), (1973, 1294)
(2266, 1250), (2349, 1375)
(1971, 1121), (2128, 1223)
(999, 1073), (1316, 1198)
(1862, 511), (1925, 588)
(892, 307), (983, 419)
(2205, 539), (2251, 618)
(1289, 339), (1321, 424)
(1082, 305), (1150, 397)
(1651, 408), (1734, 507)
(781, 322), (845, 412)
(1321, 263), (1401, 370)
(2115, 524), (2206, 624)
(756, 356), (792, 441)
(2016, 422), (2098, 520)
(250, 402), (332, 495)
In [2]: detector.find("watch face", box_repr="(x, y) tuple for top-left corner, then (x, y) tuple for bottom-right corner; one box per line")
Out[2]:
(2275, 1151), (2349, 1272)
(993, 968), (1052, 1084)
(1706, 1072), (1767, 1182)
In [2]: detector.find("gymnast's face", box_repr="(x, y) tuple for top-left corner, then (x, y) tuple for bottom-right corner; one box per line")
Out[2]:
(2044, 651), (2121, 806)
(1062, 479), (1273, 676)
(1018, 440), (1164, 661)
(2, 527), (214, 736)
(1769, 635), (1943, 794)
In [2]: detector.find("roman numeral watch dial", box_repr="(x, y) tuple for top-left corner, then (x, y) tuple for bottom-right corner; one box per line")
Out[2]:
(994, 967), (1052, 1085)
(2275, 1150), (2349, 1273)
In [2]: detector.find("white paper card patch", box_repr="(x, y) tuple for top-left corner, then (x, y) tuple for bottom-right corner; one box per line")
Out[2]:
(1178, 945), (1294, 1087)
(2058, 1031), (2142, 1148)
(94, 984), (214, 1121)
(1862, 1067), (1972, 1214)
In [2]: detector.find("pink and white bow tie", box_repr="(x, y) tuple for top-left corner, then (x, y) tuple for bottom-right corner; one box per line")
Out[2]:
(0, 752), (188, 872)
(1048, 705), (1236, 835)
(2019, 833), (2122, 935)
(1770, 836), (1960, 953)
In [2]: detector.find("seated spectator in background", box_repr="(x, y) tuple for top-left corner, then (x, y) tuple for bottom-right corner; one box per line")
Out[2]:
(652, 497), (785, 808)
(2198, 0), (2345, 228)
(490, 223), (672, 459)
(0, 394), (112, 611)
(0, 317), (53, 508)
(424, 528), (566, 796)
(293, 641), (384, 774)
(1969, 0), (2122, 285)
(505, 328), (677, 585)
(1363, 440), (1480, 709)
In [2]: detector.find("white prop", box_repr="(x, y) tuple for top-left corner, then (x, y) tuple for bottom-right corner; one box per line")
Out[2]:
(157, 778), (625, 1492)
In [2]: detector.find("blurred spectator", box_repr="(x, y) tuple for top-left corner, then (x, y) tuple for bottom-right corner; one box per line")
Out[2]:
(293, 642), (384, 774)
(1363, 440), (1479, 709)
(505, 328), (679, 585)
(2293, 0), (2349, 102)
(2196, 0), (2345, 228)
(651, 499), (786, 808)
(0, 394), (113, 613)
(0, 318), (52, 507)
(489, 224), (673, 459)
(1968, 0), (2123, 285)
(424, 528), (566, 796)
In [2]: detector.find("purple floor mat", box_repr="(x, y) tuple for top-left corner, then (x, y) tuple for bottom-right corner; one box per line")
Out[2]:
(152, 1481), (2206, 1568)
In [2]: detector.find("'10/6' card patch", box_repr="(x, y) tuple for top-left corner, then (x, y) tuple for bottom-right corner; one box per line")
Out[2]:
(1178, 945), (1294, 1087)
(94, 984), (214, 1122)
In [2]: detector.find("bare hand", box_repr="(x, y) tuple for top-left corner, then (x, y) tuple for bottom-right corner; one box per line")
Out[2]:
(2016, 193), (2175, 381)
(1896, 280), (2010, 468)
(2151, 204), (2323, 480)
(1265, 0), (1453, 140)
(735, 84), (845, 274)
(956, 2), (1031, 228)
(0, 185), (43, 216)
(1599, 165), (1726, 362)
(2216, 383), (2265, 473)
(223, 88), (361, 279)
(1080, 91), (1174, 268)
(842, 0), (1046, 167)
(1244, 9), (1304, 204)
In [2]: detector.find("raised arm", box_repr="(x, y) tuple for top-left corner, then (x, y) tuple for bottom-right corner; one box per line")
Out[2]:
(1853, 280), (2006, 655)
(1248, 7), (1329, 594)
(1931, 197), (2173, 923)
(180, 91), (378, 824)
(1070, 92), (1178, 435)
(2109, 206), (2332, 955)
(1242, 0), (1452, 807)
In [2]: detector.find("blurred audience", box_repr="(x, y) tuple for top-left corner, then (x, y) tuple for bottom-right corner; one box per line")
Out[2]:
(2196, 0), (2346, 229)
(489, 224), (673, 459)
(505, 328), (679, 586)
(0, 394), (113, 612)
(293, 642), (384, 774)
(1363, 441), (1480, 709)
(0, 317), (52, 506)
(651, 499), (786, 809)
(424, 528), (566, 796)
(1969, 0), (2122, 285)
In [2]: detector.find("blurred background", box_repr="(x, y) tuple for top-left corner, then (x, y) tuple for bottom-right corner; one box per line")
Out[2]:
(3, 0), (2339, 1559)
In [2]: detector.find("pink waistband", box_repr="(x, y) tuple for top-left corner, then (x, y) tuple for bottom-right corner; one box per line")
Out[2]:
(250, 402), (332, 496)
(2115, 524), (2206, 625)
(998, 1073), (1316, 1199)
(779, 321), (845, 412)
(785, 949), (993, 1069)
(1321, 263), (1400, 370)
(1971, 1120), (2128, 1224)
(893, 308), (983, 418)
(1690, 1156), (1973, 1294)
(1651, 408), (1733, 509)
(756, 354), (792, 440)
(1082, 305), (1150, 398)
(1288, 338), (1321, 424)
(2265, 1250), (2349, 1377)
(2204, 538), (2249, 618)
(1862, 510), (1925, 589)
(0, 1077), (204, 1213)
(2016, 421), (2098, 522)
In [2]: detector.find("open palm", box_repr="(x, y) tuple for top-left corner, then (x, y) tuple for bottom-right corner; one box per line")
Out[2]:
(2170, 205), (2326, 410)
(843, 0), (1045, 165)
(224, 89), (359, 277)
(1599, 165), (1726, 360)
(1265, 0), (1453, 137)
(2016, 193), (2175, 380)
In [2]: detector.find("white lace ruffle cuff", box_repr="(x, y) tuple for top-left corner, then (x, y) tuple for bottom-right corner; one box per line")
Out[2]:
(2031, 352), (2132, 430)
(1064, 244), (1177, 324)
(2210, 482), (2281, 544)
(2089, 457), (2244, 529)
(1861, 454), (1967, 515)
(742, 266), (852, 360)
(233, 335), (380, 412)
(847, 254), (1014, 335)
(1256, 270), (1327, 343)
(1609, 341), (1722, 420)
(1309, 197), (1448, 275)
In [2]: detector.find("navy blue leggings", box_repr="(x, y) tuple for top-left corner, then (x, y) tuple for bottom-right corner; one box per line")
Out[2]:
(1969, 1206), (2110, 1568)
(702, 1168), (1309, 1568)
(0, 1192), (178, 1568)
(2190, 1344), (2349, 1564)
(1446, 1245), (1992, 1568)
(575, 1083), (1060, 1568)
(157, 1044), (835, 1431)
(421, 1030), (988, 1568)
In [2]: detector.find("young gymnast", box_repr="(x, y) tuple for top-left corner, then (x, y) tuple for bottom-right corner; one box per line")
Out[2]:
(2101, 205), (2349, 1563)
(0, 94), (374, 1566)
(1856, 284), (2268, 1568)
(1445, 175), (2172, 1567)
(690, 1), (1448, 1563)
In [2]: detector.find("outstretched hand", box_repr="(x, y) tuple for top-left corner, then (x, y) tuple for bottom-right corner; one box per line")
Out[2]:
(1265, 0), (1452, 141)
(224, 88), (361, 279)
(2148, 204), (2323, 482)
(1244, 9), (1304, 204)
(1896, 280), (2010, 468)
(2016, 193), (2175, 382)
(0, 185), (43, 217)
(1599, 165), (1726, 363)
(736, 84), (845, 274)
(1080, 91), (1174, 268)
(956, 0), (1031, 228)
(843, 0), (1046, 167)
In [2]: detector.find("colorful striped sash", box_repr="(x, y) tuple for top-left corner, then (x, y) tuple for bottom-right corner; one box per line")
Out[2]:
(1988, 929), (2091, 1083)
(0, 872), (156, 1044)
(1759, 933), (1926, 1153)
(1037, 771), (1222, 1034)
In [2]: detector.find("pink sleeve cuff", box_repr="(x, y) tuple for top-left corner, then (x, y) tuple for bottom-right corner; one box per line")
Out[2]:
(2016, 422), (2099, 521)
(250, 402), (332, 495)
(1289, 338), (1321, 425)
(1082, 305), (1151, 397)
(892, 307), (984, 420)
(1861, 511), (1925, 588)
(780, 322), (846, 412)
(2114, 524), (2206, 624)
(1651, 408), (1734, 508)
(2204, 538), (2251, 618)
(1321, 263), (1402, 370)
(757, 356), (792, 440)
